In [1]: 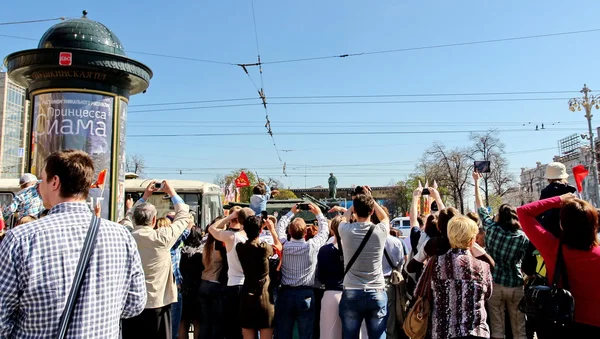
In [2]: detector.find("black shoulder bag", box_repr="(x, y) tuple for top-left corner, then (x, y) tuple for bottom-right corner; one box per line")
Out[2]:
(518, 242), (575, 326)
(339, 224), (376, 276)
(56, 216), (101, 339)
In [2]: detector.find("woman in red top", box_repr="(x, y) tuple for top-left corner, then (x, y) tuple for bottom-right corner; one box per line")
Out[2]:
(517, 194), (600, 337)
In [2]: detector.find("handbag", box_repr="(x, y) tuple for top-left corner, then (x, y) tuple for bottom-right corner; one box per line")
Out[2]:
(56, 216), (101, 339)
(403, 256), (436, 339)
(384, 249), (408, 323)
(518, 242), (575, 326)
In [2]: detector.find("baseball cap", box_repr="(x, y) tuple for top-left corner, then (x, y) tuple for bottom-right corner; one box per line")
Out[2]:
(19, 173), (38, 186)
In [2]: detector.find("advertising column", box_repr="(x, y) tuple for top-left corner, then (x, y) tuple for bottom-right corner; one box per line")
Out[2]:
(31, 92), (115, 219)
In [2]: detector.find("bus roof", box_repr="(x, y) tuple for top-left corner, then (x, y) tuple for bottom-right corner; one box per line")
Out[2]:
(0, 178), (222, 194)
(125, 179), (221, 194)
(0, 179), (20, 192)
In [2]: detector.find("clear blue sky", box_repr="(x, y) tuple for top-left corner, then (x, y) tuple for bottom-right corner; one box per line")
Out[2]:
(2, 0), (600, 188)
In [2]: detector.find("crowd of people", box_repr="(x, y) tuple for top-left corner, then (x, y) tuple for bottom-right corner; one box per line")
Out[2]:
(0, 151), (599, 339)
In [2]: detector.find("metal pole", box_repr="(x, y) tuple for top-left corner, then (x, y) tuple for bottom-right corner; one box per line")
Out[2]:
(586, 111), (600, 206)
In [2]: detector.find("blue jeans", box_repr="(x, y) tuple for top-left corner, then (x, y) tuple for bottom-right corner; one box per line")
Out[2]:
(339, 289), (388, 339)
(276, 287), (315, 339)
(172, 291), (182, 339)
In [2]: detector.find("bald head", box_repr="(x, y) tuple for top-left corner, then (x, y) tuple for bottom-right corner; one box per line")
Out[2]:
(289, 218), (307, 240)
(237, 207), (255, 226)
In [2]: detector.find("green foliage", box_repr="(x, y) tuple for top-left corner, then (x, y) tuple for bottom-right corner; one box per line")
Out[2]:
(275, 189), (298, 200)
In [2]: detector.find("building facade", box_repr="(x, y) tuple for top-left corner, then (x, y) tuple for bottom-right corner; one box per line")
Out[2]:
(0, 72), (28, 179)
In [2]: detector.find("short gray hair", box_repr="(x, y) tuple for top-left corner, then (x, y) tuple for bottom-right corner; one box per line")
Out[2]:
(133, 202), (157, 226)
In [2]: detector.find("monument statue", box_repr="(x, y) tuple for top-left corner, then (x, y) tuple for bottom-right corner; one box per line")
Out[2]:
(328, 173), (338, 198)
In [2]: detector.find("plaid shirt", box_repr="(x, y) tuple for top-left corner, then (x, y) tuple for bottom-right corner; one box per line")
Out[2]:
(0, 202), (146, 338)
(2, 185), (45, 220)
(478, 207), (530, 287)
(171, 229), (190, 286)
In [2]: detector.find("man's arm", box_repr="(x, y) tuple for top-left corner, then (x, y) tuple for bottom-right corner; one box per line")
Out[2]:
(410, 188), (421, 227)
(308, 203), (329, 249)
(473, 171), (485, 210)
(277, 205), (299, 242)
(122, 181), (158, 228)
(155, 181), (190, 248)
(429, 187), (446, 211)
(266, 219), (282, 252)
(208, 212), (237, 250)
(121, 235), (147, 318)
(373, 200), (389, 232)
(0, 233), (21, 335)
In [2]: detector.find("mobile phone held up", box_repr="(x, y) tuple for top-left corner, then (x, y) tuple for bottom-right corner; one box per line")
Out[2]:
(154, 182), (164, 190)
(474, 161), (491, 173)
(261, 211), (268, 221)
(298, 203), (311, 211)
(421, 188), (430, 196)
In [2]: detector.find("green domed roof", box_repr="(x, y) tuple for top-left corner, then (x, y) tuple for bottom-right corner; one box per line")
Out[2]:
(38, 11), (125, 56)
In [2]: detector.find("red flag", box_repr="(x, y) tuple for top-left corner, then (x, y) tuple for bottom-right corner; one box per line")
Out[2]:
(572, 165), (589, 193)
(91, 169), (107, 189)
(235, 171), (250, 188)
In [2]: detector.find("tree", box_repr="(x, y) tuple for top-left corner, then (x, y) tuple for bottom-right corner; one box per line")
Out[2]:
(424, 143), (472, 213)
(213, 169), (258, 203)
(125, 153), (146, 177)
(469, 130), (513, 206)
(275, 189), (297, 200)
(264, 177), (284, 190)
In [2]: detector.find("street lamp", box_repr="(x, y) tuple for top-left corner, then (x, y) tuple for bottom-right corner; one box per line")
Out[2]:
(569, 84), (600, 206)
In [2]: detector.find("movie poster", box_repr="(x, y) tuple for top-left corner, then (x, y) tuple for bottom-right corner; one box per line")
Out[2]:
(31, 92), (114, 219)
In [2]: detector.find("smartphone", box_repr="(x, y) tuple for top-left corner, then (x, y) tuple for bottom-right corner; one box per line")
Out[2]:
(298, 203), (311, 211)
(421, 188), (430, 196)
(474, 161), (491, 173)
(261, 211), (268, 221)
(154, 182), (163, 189)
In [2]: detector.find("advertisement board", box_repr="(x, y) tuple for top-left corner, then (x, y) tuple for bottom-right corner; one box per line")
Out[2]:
(31, 92), (114, 219)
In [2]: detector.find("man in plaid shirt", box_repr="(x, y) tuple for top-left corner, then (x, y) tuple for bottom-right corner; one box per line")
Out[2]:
(2, 173), (45, 223)
(474, 171), (529, 339)
(0, 150), (146, 338)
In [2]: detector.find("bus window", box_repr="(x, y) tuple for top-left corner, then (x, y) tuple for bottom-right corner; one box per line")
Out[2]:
(202, 194), (223, 229)
(181, 193), (200, 213)
(146, 194), (173, 218)
(0, 193), (13, 210)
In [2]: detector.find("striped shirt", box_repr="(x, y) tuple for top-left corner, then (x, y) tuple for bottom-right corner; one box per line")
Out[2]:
(0, 202), (146, 338)
(276, 212), (329, 287)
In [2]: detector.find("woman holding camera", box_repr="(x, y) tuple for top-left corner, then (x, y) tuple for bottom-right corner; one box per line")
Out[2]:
(517, 194), (600, 338)
(236, 215), (282, 339)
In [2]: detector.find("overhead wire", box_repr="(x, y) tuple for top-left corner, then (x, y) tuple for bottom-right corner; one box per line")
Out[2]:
(127, 90), (579, 108)
(0, 17), (65, 26)
(128, 127), (584, 138)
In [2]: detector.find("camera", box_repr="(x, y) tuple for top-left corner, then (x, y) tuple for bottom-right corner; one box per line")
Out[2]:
(154, 182), (163, 190)
(298, 203), (311, 211)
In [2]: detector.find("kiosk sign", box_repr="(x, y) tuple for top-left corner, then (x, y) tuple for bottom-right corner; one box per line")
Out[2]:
(59, 52), (72, 66)
(31, 92), (114, 218)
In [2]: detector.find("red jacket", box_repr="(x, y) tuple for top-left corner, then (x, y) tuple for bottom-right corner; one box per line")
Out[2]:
(517, 197), (600, 327)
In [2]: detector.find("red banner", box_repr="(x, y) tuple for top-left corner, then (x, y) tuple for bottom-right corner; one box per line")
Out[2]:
(235, 171), (250, 188)
(572, 165), (589, 193)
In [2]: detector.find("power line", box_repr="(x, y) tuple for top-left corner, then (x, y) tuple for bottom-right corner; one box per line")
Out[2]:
(127, 50), (237, 66)
(3, 27), (600, 67)
(128, 127), (583, 138)
(128, 90), (577, 108)
(127, 97), (573, 113)
(0, 17), (65, 26)
(0, 34), (37, 41)
(260, 28), (600, 65)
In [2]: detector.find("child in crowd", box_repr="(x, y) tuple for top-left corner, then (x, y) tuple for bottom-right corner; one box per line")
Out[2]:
(250, 182), (279, 214)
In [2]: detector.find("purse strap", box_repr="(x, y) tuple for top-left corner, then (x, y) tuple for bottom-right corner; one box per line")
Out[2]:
(343, 224), (376, 276)
(384, 249), (394, 268)
(552, 242), (570, 290)
(57, 215), (101, 339)
(415, 256), (437, 300)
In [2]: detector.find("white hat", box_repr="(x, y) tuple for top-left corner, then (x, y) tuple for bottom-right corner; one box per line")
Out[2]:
(19, 173), (37, 186)
(544, 162), (569, 180)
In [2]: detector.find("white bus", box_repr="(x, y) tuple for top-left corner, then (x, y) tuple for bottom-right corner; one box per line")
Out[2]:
(0, 178), (223, 229)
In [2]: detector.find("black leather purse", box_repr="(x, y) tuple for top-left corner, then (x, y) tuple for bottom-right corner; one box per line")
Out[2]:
(518, 242), (574, 326)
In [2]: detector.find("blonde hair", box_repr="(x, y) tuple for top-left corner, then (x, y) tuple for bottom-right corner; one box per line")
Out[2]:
(447, 216), (479, 249)
(156, 217), (171, 229)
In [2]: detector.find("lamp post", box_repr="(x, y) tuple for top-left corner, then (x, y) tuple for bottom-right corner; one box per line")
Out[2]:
(569, 84), (600, 206)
